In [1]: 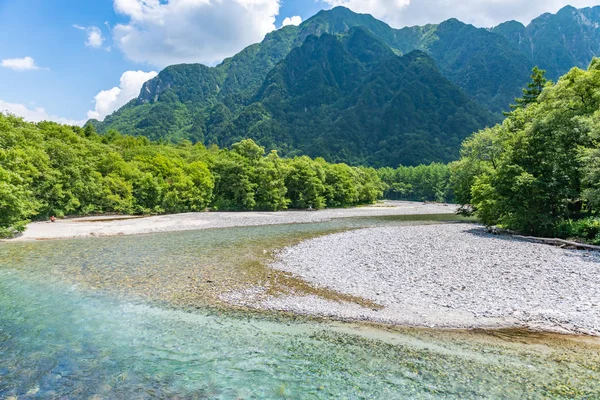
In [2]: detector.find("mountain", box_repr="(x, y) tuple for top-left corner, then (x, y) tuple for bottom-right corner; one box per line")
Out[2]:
(241, 28), (494, 166)
(400, 19), (532, 113)
(293, 8), (532, 112)
(493, 5), (600, 81)
(92, 5), (600, 167)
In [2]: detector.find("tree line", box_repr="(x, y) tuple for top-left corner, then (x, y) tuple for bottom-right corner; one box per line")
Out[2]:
(1, 112), (461, 238)
(0, 114), (391, 237)
(378, 163), (453, 203)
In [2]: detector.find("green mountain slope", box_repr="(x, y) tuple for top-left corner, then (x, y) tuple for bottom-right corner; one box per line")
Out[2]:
(280, 7), (532, 113)
(417, 19), (531, 112)
(248, 28), (494, 166)
(92, 5), (600, 167)
(493, 5), (600, 81)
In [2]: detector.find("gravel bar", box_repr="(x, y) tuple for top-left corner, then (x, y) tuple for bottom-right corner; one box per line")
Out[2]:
(12, 201), (455, 241)
(262, 224), (600, 335)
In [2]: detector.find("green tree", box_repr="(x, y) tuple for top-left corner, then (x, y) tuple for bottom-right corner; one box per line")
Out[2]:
(254, 151), (289, 211)
(379, 163), (452, 202)
(324, 163), (360, 207)
(454, 59), (600, 235)
(284, 157), (326, 209)
(355, 167), (385, 204)
(211, 152), (257, 210)
(510, 67), (548, 110)
(0, 167), (38, 237)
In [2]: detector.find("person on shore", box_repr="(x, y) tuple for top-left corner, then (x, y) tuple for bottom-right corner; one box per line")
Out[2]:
(50, 216), (56, 223)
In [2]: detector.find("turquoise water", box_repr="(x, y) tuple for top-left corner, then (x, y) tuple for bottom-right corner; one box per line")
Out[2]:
(1, 217), (599, 399)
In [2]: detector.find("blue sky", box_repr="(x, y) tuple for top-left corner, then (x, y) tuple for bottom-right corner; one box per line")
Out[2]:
(1, 0), (598, 125)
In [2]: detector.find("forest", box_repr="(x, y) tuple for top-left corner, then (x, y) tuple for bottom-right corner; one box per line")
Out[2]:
(0, 114), (392, 237)
(1, 110), (460, 238)
(452, 60), (600, 243)
(378, 163), (453, 203)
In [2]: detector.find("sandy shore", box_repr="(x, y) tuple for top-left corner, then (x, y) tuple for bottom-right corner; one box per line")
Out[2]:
(241, 224), (600, 336)
(12, 201), (456, 241)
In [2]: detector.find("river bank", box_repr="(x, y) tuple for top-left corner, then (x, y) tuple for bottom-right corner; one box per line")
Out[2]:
(8, 202), (599, 337)
(225, 224), (600, 336)
(11, 201), (455, 241)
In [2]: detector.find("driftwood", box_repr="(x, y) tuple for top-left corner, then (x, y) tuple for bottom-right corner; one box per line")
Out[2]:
(512, 235), (600, 251)
(486, 226), (600, 251)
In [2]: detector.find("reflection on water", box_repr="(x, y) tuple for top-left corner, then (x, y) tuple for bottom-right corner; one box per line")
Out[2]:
(1, 216), (599, 399)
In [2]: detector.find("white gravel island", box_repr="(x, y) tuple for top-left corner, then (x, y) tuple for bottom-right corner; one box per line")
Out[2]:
(261, 224), (600, 336)
(12, 201), (454, 241)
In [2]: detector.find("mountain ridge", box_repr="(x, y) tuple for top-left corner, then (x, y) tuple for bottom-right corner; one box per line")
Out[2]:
(491, 5), (600, 80)
(91, 5), (600, 167)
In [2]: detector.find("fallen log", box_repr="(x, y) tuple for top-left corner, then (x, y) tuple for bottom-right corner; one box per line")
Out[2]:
(512, 235), (600, 251)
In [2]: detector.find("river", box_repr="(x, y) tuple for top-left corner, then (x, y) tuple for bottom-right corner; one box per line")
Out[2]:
(1, 215), (598, 398)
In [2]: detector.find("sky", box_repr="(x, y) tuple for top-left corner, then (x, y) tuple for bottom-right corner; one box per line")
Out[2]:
(1, 0), (599, 126)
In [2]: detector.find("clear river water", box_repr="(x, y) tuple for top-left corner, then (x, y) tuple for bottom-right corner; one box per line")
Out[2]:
(1, 215), (599, 399)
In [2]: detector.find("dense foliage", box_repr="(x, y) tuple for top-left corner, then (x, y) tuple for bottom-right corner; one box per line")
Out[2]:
(0, 114), (384, 238)
(379, 163), (453, 203)
(509, 67), (548, 110)
(451, 60), (600, 239)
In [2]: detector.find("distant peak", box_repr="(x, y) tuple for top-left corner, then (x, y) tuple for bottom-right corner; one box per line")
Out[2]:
(496, 20), (525, 29)
(314, 6), (355, 17)
(313, 5), (377, 20)
(437, 17), (468, 31)
(440, 18), (465, 26)
(527, 4), (583, 27)
(330, 6), (352, 12)
(558, 4), (577, 12)
(491, 19), (526, 33)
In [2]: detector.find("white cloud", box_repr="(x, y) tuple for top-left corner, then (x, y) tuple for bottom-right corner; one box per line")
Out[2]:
(112, 0), (281, 67)
(74, 25), (106, 48)
(87, 70), (158, 121)
(281, 15), (302, 27)
(0, 100), (85, 126)
(320, 0), (600, 28)
(1, 57), (44, 71)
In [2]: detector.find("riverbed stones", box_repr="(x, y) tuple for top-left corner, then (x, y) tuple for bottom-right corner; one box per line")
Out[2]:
(264, 224), (600, 335)
(13, 201), (456, 241)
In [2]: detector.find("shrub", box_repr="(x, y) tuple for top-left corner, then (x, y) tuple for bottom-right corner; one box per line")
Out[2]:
(555, 217), (600, 244)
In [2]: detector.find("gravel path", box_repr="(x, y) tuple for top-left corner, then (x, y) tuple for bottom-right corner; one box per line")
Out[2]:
(12, 201), (455, 241)
(262, 224), (600, 335)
